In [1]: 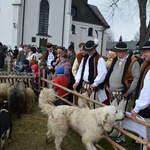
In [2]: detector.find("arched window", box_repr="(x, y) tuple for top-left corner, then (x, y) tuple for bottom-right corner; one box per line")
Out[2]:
(88, 28), (93, 36)
(72, 25), (75, 34)
(71, 7), (77, 17)
(38, 0), (49, 35)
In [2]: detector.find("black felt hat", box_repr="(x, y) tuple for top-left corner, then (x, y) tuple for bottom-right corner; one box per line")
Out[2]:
(84, 39), (98, 51)
(141, 41), (150, 50)
(133, 51), (141, 55)
(114, 42), (128, 51)
(68, 44), (74, 51)
(31, 47), (37, 53)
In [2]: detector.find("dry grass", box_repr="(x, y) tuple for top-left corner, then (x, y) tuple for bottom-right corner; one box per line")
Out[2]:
(3, 101), (85, 150)
(2, 92), (140, 150)
(1, 65), (140, 149)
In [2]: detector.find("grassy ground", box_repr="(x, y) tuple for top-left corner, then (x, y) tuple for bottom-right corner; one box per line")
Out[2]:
(3, 101), (86, 150)
(1, 65), (141, 149)
(2, 99), (141, 150)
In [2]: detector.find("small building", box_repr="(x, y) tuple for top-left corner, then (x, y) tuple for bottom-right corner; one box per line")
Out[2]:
(106, 41), (139, 56)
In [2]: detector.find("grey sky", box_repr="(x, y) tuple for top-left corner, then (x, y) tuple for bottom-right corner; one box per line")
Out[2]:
(88, 0), (140, 41)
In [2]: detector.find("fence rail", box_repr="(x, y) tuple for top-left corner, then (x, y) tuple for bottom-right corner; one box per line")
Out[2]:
(0, 69), (150, 150)
(0, 71), (36, 88)
(39, 75), (150, 150)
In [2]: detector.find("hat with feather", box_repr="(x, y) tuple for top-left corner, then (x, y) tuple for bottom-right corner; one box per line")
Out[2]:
(84, 38), (99, 51)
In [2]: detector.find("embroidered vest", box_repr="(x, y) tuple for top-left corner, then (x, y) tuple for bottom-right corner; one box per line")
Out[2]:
(105, 54), (137, 93)
(79, 51), (103, 89)
(76, 53), (83, 65)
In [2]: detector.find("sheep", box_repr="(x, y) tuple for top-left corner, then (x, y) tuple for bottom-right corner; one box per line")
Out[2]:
(0, 83), (11, 104)
(7, 80), (26, 118)
(25, 87), (35, 113)
(0, 100), (12, 149)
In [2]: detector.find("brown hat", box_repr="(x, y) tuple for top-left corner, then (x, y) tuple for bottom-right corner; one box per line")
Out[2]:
(46, 42), (53, 48)
(22, 44), (27, 48)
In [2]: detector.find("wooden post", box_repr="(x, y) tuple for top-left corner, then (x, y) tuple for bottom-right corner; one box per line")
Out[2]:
(41, 69), (45, 89)
(146, 133), (150, 150)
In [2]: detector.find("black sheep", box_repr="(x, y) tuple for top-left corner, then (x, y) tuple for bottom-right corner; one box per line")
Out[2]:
(8, 80), (26, 118)
(0, 101), (12, 149)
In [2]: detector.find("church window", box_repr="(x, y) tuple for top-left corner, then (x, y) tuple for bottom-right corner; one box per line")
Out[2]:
(71, 7), (77, 17)
(72, 25), (75, 34)
(38, 0), (49, 35)
(32, 37), (36, 42)
(88, 28), (93, 36)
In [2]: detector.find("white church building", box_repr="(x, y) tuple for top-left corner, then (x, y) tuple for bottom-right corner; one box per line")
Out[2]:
(0, 0), (109, 55)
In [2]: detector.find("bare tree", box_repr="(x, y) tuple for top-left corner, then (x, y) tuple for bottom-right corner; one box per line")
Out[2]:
(145, 20), (150, 43)
(133, 31), (140, 41)
(107, 29), (115, 41)
(102, 0), (150, 48)
(137, 0), (148, 48)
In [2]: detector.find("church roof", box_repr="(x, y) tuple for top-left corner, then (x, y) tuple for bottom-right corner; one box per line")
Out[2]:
(88, 4), (110, 28)
(107, 41), (138, 51)
(72, 0), (110, 28)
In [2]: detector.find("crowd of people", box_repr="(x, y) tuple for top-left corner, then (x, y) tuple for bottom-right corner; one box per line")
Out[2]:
(0, 40), (150, 147)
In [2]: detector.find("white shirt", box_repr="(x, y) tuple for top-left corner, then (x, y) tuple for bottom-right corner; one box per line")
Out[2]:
(75, 56), (107, 87)
(27, 53), (39, 62)
(134, 70), (150, 113)
(19, 47), (23, 51)
(36, 52), (41, 59)
(47, 51), (54, 66)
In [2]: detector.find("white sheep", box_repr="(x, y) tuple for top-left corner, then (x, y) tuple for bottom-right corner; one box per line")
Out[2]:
(0, 83), (11, 103)
(25, 87), (36, 113)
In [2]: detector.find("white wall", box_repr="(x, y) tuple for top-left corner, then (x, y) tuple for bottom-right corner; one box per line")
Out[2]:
(0, 0), (24, 48)
(0, 0), (72, 48)
(23, 0), (68, 47)
(0, 0), (108, 56)
(0, 0), (13, 47)
(12, 0), (23, 47)
(23, 0), (40, 45)
(62, 0), (72, 48)
(71, 21), (107, 56)
(101, 30), (108, 56)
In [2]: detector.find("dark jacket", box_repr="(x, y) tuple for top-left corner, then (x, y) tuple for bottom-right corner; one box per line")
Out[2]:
(13, 48), (19, 58)
(41, 50), (57, 62)
(16, 51), (29, 65)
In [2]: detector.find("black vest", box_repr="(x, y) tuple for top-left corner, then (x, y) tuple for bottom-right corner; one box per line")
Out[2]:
(78, 51), (104, 90)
